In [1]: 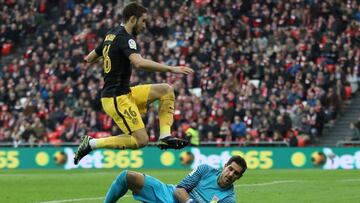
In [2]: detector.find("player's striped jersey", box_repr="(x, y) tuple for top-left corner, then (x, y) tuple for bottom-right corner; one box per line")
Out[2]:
(176, 164), (236, 203)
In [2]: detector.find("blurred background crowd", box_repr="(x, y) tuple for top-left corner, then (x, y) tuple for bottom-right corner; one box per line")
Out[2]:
(0, 0), (359, 147)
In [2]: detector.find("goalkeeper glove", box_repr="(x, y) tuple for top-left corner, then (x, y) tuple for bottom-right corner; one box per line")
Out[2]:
(185, 199), (197, 203)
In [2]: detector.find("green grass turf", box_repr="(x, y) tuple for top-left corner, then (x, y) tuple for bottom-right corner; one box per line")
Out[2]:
(0, 169), (359, 203)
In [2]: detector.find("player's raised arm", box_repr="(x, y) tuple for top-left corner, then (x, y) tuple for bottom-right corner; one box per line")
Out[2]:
(129, 53), (193, 74)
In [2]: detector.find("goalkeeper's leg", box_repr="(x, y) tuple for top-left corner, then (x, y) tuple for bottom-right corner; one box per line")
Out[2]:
(104, 170), (145, 203)
(105, 170), (175, 203)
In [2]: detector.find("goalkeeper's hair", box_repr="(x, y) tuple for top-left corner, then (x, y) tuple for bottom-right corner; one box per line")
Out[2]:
(227, 155), (247, 177)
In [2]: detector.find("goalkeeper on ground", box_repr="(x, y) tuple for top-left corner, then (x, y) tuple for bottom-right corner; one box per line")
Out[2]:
(104, 155), (247, 203)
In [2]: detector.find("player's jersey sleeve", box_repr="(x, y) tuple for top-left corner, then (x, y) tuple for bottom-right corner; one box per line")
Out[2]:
(95, 41), (104, 56)
(176, 164), (211, 192)
(119, 36), (140, 57)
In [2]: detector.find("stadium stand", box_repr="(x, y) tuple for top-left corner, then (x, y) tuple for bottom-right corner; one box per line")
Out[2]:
(0, 0), (359, 147)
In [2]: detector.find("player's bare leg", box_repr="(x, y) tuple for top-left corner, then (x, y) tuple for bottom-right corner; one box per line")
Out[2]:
(147, 83), (188, 149)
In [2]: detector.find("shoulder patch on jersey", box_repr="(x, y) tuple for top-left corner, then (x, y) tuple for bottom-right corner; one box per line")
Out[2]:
(128, 39), (137, 50)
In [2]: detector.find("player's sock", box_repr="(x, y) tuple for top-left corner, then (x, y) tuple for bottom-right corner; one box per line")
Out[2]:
(104, 170), (128, 203)
(89, 135), (139, 149)
(159, 91), (175, 139)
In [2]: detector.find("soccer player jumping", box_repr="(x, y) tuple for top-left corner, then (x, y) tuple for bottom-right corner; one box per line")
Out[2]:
(74, 2), (194, 165)
(104, 155), (247, 203)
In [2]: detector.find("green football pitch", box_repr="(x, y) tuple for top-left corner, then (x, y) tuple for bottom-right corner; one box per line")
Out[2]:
(0, 169), (359, 203)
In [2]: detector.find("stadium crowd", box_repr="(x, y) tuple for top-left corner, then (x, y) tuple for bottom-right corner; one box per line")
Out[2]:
(0, 0), (359, 147)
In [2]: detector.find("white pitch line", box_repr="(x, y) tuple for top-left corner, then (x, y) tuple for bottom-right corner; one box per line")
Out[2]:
(235, 180), (299, 187)
(338, 179), (360, 182)
(2, 170), (182, 177)
(0, 172), (114, 177)
(34, 180), (300, 203)
(33, 195), (131, 203)
(33, 197), (104, 203)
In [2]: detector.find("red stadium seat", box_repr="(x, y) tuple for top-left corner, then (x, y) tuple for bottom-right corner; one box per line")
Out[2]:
(326, 64), (335, 73)
(297, 137), (305, 147)
(50, 139), (62, 146)
(345, 86), (352, 100)
(55, 125), (66, 135)
(182, 123), (190, 133)
(1, 42), (12, 56)
(47, 132), (60, 144)
(216, 138), (223, 147)
(249, 130), (258, 138)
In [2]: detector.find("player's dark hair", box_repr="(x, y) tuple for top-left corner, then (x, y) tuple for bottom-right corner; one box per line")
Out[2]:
(122, 2), (148, 23)
(227, 155), (247, 177)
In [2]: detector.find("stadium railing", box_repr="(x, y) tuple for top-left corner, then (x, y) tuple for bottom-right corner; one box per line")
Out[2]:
(0, 141), (289, 147)
(336, 141), (360, 147)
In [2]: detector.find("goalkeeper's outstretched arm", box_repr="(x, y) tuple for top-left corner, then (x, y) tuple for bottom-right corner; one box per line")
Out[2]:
(174, 188), (196, 203)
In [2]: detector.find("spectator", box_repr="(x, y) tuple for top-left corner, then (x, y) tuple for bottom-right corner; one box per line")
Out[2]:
(355, 116), (360, 130)
(346, 67), (358, 93)
(207, 117), (220, 138)
(273, 131), (284, 142)
(273, 116), (288, 137)
(290, 106), (303, 131)
(218, 120), (232, 144)
(0, 129), (12, 143)
(347, 122), (360, 141)
(185, 122), (200, 146)
(230, 116), (246, 140)
(258, 132), (271, 143)
(243, 132), (254, 147)
(205, 131), (215, 143)
(306, 107), (318, 140)
(0, 1), (359, 147)
(288, 131), (298, 147)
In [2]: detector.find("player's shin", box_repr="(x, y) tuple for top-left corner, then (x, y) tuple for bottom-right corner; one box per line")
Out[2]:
(159, 91), (175, 139)
(104, 170), (129, 203)
(89, 135), (139, 149)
